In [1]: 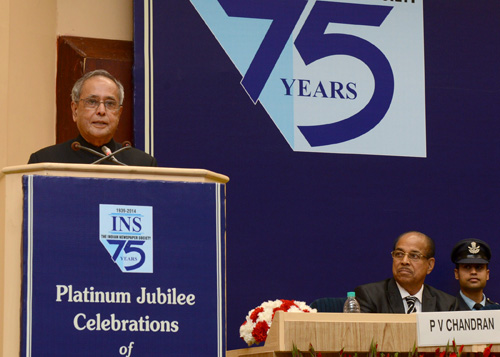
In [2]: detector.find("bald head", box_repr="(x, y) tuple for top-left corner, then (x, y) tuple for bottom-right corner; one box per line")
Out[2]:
(394, 231), (435, 258)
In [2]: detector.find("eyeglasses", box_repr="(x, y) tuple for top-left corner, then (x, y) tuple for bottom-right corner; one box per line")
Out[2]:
(391, 250), (428, 261)
(79, 97), (121, 112)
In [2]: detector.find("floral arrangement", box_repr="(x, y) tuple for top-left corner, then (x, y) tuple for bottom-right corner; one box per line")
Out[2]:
(336, 340), (494, 357)
(291, 340), (495, 357)
(239, 299), (317, 346)
(435, 340), (493, 357)
(293, 343), (322, 357)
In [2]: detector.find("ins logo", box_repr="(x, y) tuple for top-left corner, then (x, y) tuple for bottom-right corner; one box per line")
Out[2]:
(100, 206), (153, 273)
(112, 214), (142, 233)
(216, 0), (395, 146)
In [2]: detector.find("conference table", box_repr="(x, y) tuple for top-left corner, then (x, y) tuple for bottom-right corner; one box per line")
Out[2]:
(227, 311), (500, 357)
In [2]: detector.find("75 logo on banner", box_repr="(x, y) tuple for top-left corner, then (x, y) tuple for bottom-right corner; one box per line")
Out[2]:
(99, 204), (153, 273)
(190, 0), (426, 157)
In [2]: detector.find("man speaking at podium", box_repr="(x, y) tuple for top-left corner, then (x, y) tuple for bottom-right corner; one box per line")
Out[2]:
(355, 231), (458, 313)
(28, 70), (157, 166)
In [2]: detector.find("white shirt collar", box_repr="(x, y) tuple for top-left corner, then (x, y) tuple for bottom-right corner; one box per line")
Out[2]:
(395, 281), (424, 312)
(460, 290), (486, 310)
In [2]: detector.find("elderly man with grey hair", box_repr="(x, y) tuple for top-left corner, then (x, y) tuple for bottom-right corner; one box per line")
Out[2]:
(355, 231), (459, 313)
(28, 69), (157, 166)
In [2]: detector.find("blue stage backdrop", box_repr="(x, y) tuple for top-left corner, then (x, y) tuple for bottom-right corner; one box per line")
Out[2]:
(133, 0), (500, 350)
(22, 175), (225, 356)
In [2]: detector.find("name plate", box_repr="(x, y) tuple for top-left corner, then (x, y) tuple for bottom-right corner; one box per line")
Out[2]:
(416, 310), (500, 346)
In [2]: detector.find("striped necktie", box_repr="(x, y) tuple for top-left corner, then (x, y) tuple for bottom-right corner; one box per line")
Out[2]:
(406, 296), (417, 313)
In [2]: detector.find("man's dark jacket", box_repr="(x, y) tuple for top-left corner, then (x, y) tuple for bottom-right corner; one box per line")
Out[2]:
(28, 135), (157, 167)
(354, 278), (459, 313)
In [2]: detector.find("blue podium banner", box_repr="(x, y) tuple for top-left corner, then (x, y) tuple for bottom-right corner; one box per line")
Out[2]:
(22, 175), (225, 356)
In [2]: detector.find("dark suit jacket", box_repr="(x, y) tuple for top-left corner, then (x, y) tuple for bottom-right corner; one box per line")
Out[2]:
(28, 135), (157, 167)
(456, 293), (499, 311)
(354, 278), (458, 313)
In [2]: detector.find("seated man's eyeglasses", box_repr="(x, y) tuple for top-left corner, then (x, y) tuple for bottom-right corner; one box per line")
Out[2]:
(79, 97), (121, 112)
(391, 250), (428, 261)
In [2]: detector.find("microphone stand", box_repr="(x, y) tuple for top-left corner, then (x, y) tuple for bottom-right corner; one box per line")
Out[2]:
(71, 142), (130, 166)
(93, 146), (131, 166)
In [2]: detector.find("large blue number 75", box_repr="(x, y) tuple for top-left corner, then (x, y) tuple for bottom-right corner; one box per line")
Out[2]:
(295, 2), (394, 146)
(217, 0), (394, 146)
(107, 240), (146, 271)
(217, 0), (307, 103)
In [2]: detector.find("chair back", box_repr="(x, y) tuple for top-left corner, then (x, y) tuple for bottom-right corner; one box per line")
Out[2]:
(310, 297), (347, 312)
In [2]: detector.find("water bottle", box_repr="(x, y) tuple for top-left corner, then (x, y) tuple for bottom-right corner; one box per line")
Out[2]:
(343, 291), (361, 313)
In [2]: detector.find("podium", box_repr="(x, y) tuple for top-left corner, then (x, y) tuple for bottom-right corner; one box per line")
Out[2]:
(227, 312), (500, 356)
(0, 163), (229, 356)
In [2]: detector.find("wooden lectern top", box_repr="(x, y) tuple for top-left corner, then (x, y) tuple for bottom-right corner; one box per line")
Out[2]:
(1, 162), (230, 183)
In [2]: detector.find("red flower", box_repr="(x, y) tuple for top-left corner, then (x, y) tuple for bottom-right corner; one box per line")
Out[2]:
(272, 306), (286, 316)
(272, 300), (300, 319)
(484, 344), (493, 357)
(435, 348), (441, 356)
(317, 353), (322, 357)
(250, 307), (264, 323)
(252, 320), (270, 343)
(458, 345), (464, 355)
(450, 353), (457, 357)
(280, 299), (297, 309)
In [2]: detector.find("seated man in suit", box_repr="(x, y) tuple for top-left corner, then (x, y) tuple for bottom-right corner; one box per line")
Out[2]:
(355, 231), (458, 313)
(451, 238), (498, 310)
(28, 69), (157, 166)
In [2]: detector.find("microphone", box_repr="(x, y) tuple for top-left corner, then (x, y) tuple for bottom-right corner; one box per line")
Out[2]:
(96, 144), (130, 166)
(72, 141), (106, 158)
(71, 140), (129, 165)
(102, 145), (121, 164)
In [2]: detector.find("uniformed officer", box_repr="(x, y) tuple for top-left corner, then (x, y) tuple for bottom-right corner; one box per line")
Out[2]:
(451, 238), (498, 310)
